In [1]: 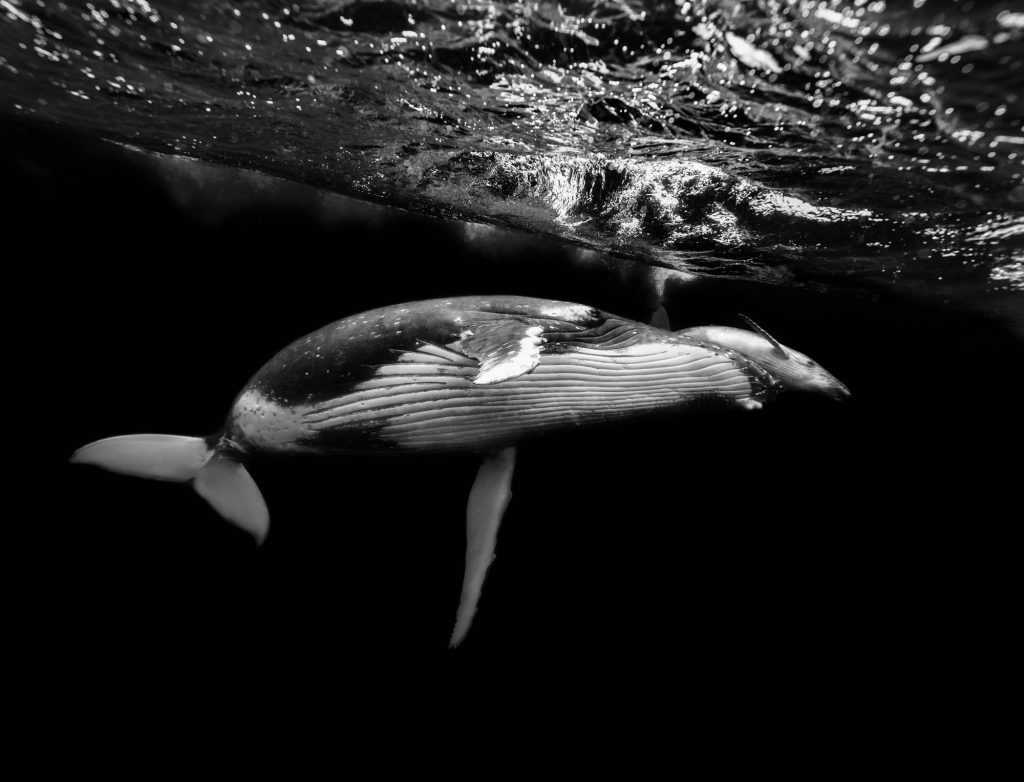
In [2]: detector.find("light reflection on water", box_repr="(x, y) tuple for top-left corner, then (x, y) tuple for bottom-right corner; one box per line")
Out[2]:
(1, 0), (1022, 307)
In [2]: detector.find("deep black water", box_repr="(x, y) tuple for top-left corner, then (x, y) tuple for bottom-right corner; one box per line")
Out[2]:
(3, 1), (1022, 677)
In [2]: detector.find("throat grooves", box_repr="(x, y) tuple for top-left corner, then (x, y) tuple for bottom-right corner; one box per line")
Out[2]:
(305, 346), (754, 452)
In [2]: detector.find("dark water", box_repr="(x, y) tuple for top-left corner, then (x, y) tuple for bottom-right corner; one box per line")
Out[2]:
(5, 1), (1022, 677)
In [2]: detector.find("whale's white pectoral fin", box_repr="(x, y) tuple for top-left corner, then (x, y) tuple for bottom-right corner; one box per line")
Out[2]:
(457, 319), (545, 385)
(450, 446), (517, 648)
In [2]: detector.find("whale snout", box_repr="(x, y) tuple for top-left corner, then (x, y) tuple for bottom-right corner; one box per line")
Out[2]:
(676, 324), (850, 402)
(797, 366), (850, 401)
(756, 357), (850, 401)
(764, 350), (850, 401)
(824, 378), (851, 401)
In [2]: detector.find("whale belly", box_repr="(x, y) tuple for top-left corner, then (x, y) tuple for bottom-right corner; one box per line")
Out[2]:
(230, 340), (761, 455)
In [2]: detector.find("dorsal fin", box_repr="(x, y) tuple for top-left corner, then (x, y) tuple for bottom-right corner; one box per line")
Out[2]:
(738, 313), (788, 360)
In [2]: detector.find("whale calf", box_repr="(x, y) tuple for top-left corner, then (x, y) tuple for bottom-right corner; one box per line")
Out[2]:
(71, 295), (848, 646)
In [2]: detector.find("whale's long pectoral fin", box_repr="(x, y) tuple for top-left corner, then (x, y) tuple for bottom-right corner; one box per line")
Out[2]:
(450, 446), (517, 648)
(456, 319), (546, 385)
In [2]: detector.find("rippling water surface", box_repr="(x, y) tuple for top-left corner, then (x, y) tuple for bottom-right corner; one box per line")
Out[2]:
(2, 0), (1022, 313)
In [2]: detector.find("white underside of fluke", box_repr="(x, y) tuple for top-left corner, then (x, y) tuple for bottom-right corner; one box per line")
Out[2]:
(194, 453), (269, 543)
(71, 434), (269, 544)
(71, 434), (210, 481)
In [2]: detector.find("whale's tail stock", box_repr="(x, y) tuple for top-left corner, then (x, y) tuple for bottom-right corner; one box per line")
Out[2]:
(70, 434), (269, 543)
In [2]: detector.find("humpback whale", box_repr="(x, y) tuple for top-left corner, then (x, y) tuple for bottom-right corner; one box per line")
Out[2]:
(71, 296), (849, 646)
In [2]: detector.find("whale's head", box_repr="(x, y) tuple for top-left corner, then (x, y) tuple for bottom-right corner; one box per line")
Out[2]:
(680, 319), (850, 401)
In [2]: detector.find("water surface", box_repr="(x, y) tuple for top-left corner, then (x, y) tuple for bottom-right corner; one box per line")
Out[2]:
(3, 0), (1022, 324)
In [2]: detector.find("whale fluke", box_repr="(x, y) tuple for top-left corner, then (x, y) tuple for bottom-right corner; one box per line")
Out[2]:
(71, 434), (269, 544)
(71, 434), (209, 481)
(194, 452), (269, 543)
(450, 446), (517, 648)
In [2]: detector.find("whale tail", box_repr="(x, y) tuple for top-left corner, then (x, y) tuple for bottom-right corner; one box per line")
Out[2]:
(70, 434), (269, 543)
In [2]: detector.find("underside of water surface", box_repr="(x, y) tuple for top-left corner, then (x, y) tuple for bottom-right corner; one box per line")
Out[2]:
(2, 0), (1022, 322)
